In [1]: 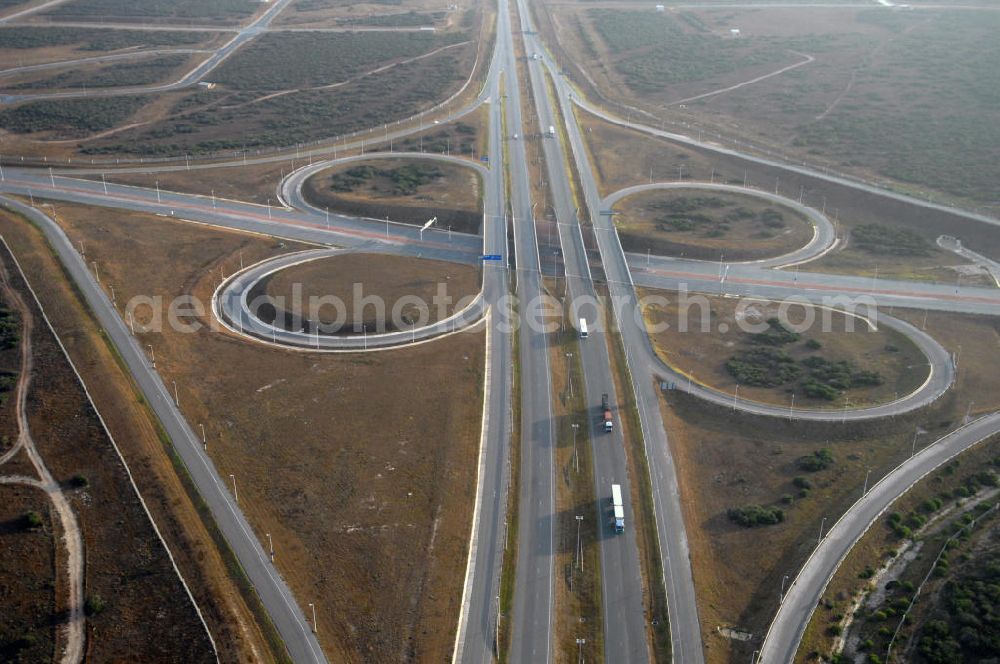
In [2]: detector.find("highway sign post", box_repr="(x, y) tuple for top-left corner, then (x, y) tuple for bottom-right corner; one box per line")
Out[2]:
(480, 254), (503, 262)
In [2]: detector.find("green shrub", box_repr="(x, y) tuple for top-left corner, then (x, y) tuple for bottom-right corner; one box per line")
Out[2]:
(727, 504), (785, 528)
(798, 449), (835, 472)
(725, 347), (801, 387)
(84, 594), (106, 616)
(750, 317), (801, 346)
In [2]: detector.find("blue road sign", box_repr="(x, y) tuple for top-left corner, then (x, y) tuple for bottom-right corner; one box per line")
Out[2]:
(480, 254), (502, 261)
(480, 155), (489, 162)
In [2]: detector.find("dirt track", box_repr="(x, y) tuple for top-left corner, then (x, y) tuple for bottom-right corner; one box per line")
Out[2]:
(0, 255), (84, 664)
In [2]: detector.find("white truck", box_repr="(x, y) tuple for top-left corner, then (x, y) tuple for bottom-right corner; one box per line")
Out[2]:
(547, 125), (556, 138)
(611, 484), (625, 534)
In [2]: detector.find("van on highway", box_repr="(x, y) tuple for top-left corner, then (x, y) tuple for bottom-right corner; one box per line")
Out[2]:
(579, 318), (588, 338)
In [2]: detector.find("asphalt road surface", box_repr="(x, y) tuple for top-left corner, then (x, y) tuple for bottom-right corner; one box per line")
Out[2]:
(538, 34), (707, 664)
(518, 1), (651, 658)
(497, 0), (558, 657)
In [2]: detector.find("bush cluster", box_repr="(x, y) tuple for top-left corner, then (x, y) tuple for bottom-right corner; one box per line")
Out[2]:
(329, 163), (442, 196)
(727, 504), (785, 527)
(797, 449), (835, 472)
(725, 346), (801, 387)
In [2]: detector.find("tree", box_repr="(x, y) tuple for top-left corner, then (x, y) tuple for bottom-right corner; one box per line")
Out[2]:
(84, 594), (106, 616)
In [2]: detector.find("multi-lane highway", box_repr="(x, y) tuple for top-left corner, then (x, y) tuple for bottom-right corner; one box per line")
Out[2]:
(496, 0), (559, 657)
(525, 22), (707, 664)
(3, 0), (1000, 661)
(517, 1), (650, 659)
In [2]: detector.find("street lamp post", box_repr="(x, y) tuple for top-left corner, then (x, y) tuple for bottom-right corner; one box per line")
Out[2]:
(576, 638), (586, 664)
(229, 474), (238, 502)
(566, 352), (574, 397)
(266, 532), (274, 562)
(780, 574), (789, 601)
(863, 467), (872, 496)
(147, 344), (155, 368)
(172, 380), (179, 407)
(199, 423), (206, 450)
(818, 516), (827, 544)
(575, 515), (584, 571)
(309, 602), (317, 633)
(572, 423), (580, 473)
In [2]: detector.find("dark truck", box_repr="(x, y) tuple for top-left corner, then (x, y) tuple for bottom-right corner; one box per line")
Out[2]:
(602, 393), (613, 433)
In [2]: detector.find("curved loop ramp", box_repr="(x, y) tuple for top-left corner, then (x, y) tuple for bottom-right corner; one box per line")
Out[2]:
(212, 248), (487, 352)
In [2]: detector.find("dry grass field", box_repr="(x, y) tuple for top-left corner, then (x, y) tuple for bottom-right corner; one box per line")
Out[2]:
(262, 252), (480, 329)
(0, 205), (282, 663)
(273, 0), (475, 30)
(655, 306), (1000, 663)
(0, 483), (55, 662)
(577, 107), (1000, 285)
(613, 189), (814, 262)
(0, 27), (225, 68)
(641, 292), (929, 409)
(542, 2), (1000, 207)
(303, 157), (483, 234)
(38, 0), (263, 25)
(43, 202), (486, 662)
(0, 33), (479, 159)
(0, 238), (215, 662)
(1, 53), (203, 91)
(89, 109), (488, 210)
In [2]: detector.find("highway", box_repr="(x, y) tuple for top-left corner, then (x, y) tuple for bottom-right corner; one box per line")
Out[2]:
(532, 25), (708, 664)
(451, 39), (514, 661)
(517, 1), (650, 659)
(3, 2), (1000, 659)
(496, 0), (558, 658)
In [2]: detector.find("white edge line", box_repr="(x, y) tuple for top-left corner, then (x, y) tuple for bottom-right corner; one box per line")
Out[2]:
(451, 306), (493, 663)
